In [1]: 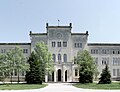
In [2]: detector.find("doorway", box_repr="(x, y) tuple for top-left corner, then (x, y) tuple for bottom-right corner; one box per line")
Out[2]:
(65, 70), (67, 82)
(58, 69), (61, 81)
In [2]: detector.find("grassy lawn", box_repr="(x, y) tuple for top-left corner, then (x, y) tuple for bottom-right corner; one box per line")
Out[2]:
(73, 82), (120, 90)
(0, 83), (47, 90)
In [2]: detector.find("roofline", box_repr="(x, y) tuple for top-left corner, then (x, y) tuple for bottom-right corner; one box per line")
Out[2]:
(46, 26), (72, 28)
(72, 31), (88, 35)
(0, 43), (31, 45)
(30, 33), (47, 35)
(88, 43), (120, 46)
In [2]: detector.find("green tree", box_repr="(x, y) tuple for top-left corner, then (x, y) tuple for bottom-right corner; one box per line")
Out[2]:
(74, 50), (97, 83)
(26, 42), (53, 84)
(0, 54), (9, 83)
(6, 47), (28, 83)
(98, 64), (111, 84)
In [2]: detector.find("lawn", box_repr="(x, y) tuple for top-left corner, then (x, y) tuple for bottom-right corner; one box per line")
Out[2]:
(73, 82), (120, 90)
(0, 83), (47, 90)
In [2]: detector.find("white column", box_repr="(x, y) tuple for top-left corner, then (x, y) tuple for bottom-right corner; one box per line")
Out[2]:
(45, 75), (48, 82)
(63, 70), (65, 82)
(54, 71), (56, 82)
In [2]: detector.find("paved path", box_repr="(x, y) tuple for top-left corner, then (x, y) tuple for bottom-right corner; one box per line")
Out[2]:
(1, 83), (120, 92)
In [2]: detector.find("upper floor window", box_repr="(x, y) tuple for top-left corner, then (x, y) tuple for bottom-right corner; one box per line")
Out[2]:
(58, 54), (61, 62)
(52, 42), (56, 47)
(113, 57), (120, 66)
(63, 42), (67, 47)
(91, 49), (98, 54)
(23, 49), (28, 54)
(102, 57), (109, 65)
(57, 42), (61, 47)
(93, 57), (98, 65)
(63, 54), (67, 62)
(74, 43), (82, 48)
(52, 54), (56, 62)
(1, 49), (6, 53)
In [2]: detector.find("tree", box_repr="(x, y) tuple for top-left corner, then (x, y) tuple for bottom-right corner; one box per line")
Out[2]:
(0, 54), (9, 83)
(98, 64), (111, 84)
(26, 42), (53, 84)
(74, 50), (97, 83)
(6, 47), (28, 83)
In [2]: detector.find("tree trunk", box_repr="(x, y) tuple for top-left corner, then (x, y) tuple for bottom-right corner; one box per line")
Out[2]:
(10, 71), (12, 84)
(18, 68), (20, 83)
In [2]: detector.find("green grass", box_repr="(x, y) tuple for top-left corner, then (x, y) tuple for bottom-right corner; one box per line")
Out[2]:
(0, 83), (47, 90)
(73, 82), (120, 90)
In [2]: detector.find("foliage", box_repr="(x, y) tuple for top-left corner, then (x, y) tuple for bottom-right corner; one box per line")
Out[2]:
(98, 64), (111, 84)
(0, 47), (28, 83)
(6, 47), (28, 83)
(26, 42), (53, 84)
(0, 54), (9, 83)
(74, 50), (97, 83)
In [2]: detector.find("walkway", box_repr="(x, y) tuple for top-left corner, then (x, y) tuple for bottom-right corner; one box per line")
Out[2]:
(1, 83), (120, 92)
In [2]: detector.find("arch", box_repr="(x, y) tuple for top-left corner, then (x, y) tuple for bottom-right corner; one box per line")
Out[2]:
(58, 69), (61, 81)
(58, 54), (61, 62)
(65, 70), (67, 82)
(52, 54), (56, 62)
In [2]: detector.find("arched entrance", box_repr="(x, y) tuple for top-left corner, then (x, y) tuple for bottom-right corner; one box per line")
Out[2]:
(58, 69), (61, 81)
(52, 72), (54, 81)
(65, 70), (67, 82)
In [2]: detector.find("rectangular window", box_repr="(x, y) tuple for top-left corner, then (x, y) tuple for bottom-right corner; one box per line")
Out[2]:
(94, 57), (98, 65)
(23, 49), (28, 53)
(1, 49), (6, 53)
(75, 69), (78, 76)
(102, 57), (109, 65)
(57, 42), (61, 47)
(14, 69), (17, 76)
(52, 42), (56, 47)
(22, 70), (25, 76)
(117, 69), (120, 76)
(113, 69), (116, 76)
(63, 42), (67, 47)
(74, 43), (82, 48)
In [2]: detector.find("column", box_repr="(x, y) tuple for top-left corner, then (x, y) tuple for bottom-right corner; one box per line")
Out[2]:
(54, 71), (56, 82)
(63, 70), (65, 82)
(45, 75), (48, 82)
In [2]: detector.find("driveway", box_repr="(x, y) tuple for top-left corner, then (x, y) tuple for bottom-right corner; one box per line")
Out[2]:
(1, 83), (120, 92)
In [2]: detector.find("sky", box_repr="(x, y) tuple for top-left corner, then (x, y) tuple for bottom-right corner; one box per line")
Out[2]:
(0, 0), (120, 43)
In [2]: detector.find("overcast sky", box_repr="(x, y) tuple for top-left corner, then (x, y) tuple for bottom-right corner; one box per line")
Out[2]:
(0, 0), (120, 43)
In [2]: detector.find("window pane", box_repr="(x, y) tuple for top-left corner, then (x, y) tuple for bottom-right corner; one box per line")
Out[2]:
(64, 54), (67, 62)
(63, 42), (67, 47)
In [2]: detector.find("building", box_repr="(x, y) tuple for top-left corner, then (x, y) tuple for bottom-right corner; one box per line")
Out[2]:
(0, 23), (120, 82)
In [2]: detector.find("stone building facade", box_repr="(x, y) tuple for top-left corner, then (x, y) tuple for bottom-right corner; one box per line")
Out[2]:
(1, 23), (120, 82)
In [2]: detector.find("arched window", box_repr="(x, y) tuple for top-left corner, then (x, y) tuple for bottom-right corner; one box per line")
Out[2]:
(58, 54), (61, 62)
(64, 54), (67, 62)
(52, 54), (56, 62)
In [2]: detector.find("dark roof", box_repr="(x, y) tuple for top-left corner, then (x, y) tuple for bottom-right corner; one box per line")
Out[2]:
(0, 43), (31, 45)
(30, 33), (47, 35)
(88, 43), (120, 46)
(46, 26), (72, 28)
(72, 33), (88, 35)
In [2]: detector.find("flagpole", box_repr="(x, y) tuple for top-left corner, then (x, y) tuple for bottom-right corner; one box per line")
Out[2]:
(58, 19), (60, 26)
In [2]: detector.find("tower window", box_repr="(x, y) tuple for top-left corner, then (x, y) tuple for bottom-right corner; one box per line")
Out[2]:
(57, 42), (61, 47)
(63, 42), (67, 47)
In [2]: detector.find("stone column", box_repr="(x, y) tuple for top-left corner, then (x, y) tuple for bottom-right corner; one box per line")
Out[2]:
(45, 75), (48, 82)
(54, 71), (57, 82)
(63, 70), (65, 82)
